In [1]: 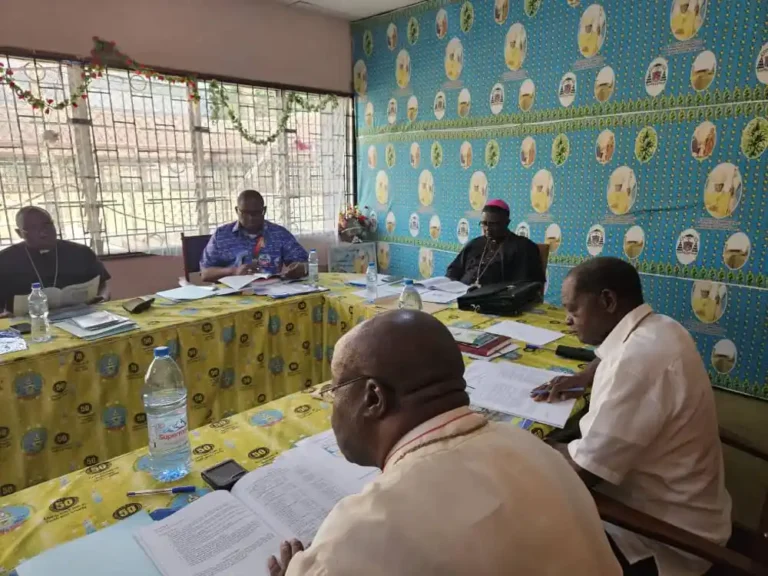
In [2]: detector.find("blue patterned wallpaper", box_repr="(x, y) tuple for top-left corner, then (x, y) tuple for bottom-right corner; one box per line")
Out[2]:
(352, 0), (768, 399)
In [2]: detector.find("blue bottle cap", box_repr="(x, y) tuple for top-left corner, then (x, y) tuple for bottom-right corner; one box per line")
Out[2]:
(310, 249), (317, 253)
(404, 279), (414, 285)
(154, 346), (170, 358)
(368, 262), (376, 268)
(31, 282), (41, 289)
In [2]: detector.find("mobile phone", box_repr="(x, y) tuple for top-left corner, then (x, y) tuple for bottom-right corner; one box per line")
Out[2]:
(201, 459), (248, 491)
(10, 322), (31, 335)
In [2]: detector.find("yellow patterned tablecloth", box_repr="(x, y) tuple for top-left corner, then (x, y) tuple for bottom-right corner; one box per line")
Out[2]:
(0, 274), (366, 493)
(0, 391), (334, 575)
(0, 292), (589, 574)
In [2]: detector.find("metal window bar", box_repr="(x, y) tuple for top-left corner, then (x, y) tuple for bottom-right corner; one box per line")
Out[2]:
(0, 53), (353, 255)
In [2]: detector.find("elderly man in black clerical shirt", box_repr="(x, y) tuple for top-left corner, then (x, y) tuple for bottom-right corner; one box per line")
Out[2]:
(446, 199), (545, 288)
(0, 207), (111, 315)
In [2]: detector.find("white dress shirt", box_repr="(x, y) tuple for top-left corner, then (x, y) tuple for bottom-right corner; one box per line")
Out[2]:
(568, 304), (732, 576)
(287, 406), (621, 576)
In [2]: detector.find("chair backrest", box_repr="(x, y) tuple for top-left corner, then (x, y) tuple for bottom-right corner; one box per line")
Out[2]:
(591, 428), (768, 575)
(536, 243), (550, 274)
(181, 233), (212, 280)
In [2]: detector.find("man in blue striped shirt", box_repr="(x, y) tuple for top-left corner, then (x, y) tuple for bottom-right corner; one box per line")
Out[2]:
(200, 190), (308, 282)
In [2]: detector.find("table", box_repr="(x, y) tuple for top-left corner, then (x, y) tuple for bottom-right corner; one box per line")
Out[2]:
(0, 274), (375, 494)
(0, 375), (587, 575)
(0, 273), (587, 495)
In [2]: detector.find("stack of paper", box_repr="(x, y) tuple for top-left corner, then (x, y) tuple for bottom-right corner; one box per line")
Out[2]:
(156, 285), (218, 302)
(55, 313), (138, 341)
(345, 274), (403, 287)
(464, 361), (575, 428)
(352, 284), (403, 301)
(415, 276), (469, 295)
(251, 282), (327, 299)
(71, 311), (126, 331)
(219, 274), (279, 291)
(484, 320), (564, 347)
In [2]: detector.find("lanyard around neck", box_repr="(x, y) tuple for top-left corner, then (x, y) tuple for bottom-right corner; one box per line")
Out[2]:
(24, 243), (59, 289)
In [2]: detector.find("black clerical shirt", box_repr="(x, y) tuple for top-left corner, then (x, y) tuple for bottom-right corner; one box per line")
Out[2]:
(446, 233), (546, 286)
(0, 240), (110, 313)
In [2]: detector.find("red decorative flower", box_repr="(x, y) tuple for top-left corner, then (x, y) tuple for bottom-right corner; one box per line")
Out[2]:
(47, 99), (54, 104)
(72, 103), (78, 108)
(6, 70), (13, 75)
(81, 94), (87, 99)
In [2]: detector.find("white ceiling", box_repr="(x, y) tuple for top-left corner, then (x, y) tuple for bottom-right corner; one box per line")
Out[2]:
(276, 0), (421, 21)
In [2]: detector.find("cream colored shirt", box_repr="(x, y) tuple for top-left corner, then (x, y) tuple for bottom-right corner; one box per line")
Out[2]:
(568, 304), (732, 576)
(288, 407), (620, 576)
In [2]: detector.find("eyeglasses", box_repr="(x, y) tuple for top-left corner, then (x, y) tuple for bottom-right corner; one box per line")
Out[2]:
(317, 375), (369, 401)
(236, 207), (267, 217)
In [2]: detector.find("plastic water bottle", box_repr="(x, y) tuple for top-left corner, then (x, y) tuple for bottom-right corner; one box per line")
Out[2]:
(28, 283), (52, 343)
(365, 262), (378, 303)
(398, 279), (423, 310)
(142, 347), (191, 482)
(308, 249), (319, 287)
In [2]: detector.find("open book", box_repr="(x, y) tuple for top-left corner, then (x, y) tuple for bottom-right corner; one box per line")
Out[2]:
(135, 443), (376, 576)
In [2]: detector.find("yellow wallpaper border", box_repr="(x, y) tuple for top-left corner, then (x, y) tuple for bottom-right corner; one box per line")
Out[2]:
(379, 236), (768, 290)
(358, 96), (768, 142)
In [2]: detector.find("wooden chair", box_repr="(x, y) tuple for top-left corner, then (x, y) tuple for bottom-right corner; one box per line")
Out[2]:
(180, 233), (212, 281)
(591, 428), (768, 576)
(536, 243), (550, 275)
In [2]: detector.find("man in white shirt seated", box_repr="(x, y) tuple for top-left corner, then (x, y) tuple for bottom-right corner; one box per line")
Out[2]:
(267, 310), (621, 576)
(532, 257), (732, 576)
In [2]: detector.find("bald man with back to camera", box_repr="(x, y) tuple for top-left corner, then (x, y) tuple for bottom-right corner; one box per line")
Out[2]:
(267, 310), (621, 576)
(532, 257), (731, 576)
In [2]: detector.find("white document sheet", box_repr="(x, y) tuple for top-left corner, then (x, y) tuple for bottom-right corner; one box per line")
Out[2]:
(352, 284), (403, 300)
(416, 276), (469, 295)
(134, 490), (283, 576)
(13, 276), (99, 316)
(294, 431), (380, 489)
(484, 320), (564, 347)
(345, 274), (403, 287)
(231, 456), (351, 544)
(218, 274), (274, 290)
(156, 285), (217, 302)
(252, 283), (326, 299)
(464, 361), (575, 428)
(135, 445), (373, 576)
(419, 290), (460, 304)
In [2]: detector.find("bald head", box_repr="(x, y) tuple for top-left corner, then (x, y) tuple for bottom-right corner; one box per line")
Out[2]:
(332, 309), (465, 396)
(330, 310), (468, 468)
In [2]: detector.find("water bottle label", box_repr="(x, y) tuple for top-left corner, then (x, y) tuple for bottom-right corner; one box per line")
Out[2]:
(148, 415), (189, 453)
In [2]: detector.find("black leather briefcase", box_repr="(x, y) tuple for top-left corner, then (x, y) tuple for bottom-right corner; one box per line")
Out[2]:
(457, 282), (544, 316)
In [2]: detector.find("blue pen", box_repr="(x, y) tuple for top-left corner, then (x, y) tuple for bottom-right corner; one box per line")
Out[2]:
(127, 486), (196, 497)
(530, 387), (586, 397)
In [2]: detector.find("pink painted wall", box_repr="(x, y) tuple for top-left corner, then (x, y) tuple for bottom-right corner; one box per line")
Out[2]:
(3, 0), (352, 93)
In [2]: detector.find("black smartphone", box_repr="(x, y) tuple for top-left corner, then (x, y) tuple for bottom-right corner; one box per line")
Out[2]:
(201, 459), (248, 491)
(10, 323), (31, 335)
